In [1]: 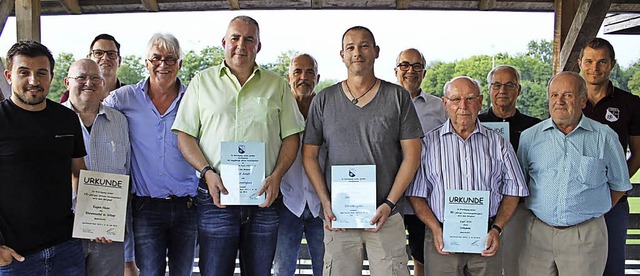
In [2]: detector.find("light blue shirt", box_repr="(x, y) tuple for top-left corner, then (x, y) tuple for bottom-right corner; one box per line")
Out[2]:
(103, 78), (198, 198)
(405, 120), (529, 222)
(412, 91), (447, 134)
(280, 143), (325, 218)
(517, 116), (632, 226)
(62, 101), (131, 175)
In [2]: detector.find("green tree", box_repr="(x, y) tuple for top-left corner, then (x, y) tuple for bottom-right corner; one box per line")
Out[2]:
(526, 39), (553, 66)
(179, 46), (224, 84)
(262, 50), (298, 78)
(48, 52), (75, 102)
(117, 55), (146, 85)
(317, 79), (338, 92)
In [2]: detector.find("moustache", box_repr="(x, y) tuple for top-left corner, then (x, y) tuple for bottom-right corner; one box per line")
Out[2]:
(296, 81), (312, 87)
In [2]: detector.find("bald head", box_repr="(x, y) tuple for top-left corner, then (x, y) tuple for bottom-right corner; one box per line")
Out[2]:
(65, 59), (105, 106)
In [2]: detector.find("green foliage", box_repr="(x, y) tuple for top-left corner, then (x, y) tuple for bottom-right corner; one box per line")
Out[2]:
(48, 52), (75, 102)
(261, 50), (299, 78)
(317, 79), (338, 92)
(117, 55), (146, 85)
(526, 39), (553, 66)
(179, 46), (225, 85)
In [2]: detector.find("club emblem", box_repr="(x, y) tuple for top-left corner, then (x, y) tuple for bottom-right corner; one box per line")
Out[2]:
(605, 107), (620, 122)
(238, 145), (246, 154)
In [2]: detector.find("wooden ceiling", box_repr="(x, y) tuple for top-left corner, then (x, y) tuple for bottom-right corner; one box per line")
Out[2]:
(38, 0), (640, 15)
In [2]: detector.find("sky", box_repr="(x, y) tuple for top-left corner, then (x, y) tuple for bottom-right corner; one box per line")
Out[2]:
(0, 9), (639, 83)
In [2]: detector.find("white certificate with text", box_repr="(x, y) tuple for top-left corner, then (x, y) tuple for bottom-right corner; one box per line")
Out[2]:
(73, 170), (129, 242)
(331, 165), (376, 229)
(481, 122), (510, 142)
(442, 189), (490, 254)
(220, 142), (266, 205)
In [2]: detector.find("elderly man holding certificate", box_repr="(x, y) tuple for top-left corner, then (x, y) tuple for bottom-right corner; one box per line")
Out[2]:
(406, 76), (528, 276)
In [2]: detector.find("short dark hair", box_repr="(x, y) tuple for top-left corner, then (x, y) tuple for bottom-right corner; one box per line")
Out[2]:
(580, 37), (615, 62)
(90, 33), (121, 53)
(6, 40), (55, 74)
(341, 26), (376, 49)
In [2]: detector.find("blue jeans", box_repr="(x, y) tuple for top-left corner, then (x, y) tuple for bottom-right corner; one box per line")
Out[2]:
(195, 184), (280, 276)
(603, 199), (629, 276)
(0, 239), (84, 275)
(273, 204), (324, 276)
(132, 195), (197, 276)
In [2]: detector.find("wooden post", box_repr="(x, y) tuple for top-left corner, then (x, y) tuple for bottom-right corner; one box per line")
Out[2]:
(15, 0), (41, 42)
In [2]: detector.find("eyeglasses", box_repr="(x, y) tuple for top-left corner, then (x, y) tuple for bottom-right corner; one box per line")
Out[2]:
(396, 62), (425, 72)
(147, 56), (179, 66)
(490, 82), (519, 91)
(68, 75), (103, 84)
(90, 49), (119, 60)
(444, 95), (481, 105)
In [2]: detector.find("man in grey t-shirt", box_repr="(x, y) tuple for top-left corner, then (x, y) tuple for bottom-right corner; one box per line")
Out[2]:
(302, 26), (423, 276)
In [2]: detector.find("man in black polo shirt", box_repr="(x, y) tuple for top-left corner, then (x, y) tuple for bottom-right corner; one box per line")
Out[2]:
(0, 41), (87, 275)
(479, 65), (540, 276)
(578, 37), (640, 276)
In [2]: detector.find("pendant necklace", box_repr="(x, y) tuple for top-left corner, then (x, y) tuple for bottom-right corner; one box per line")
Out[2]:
(345, 79), (378, 105)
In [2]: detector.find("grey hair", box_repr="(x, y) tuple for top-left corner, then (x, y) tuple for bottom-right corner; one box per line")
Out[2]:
(547, 71), (587, 98)
(289, 53), (318, 73)
(487, 65), (521, 84)
(396, 48), (426, 66)
(443, 76), (482, 97)
(146, 33), (181, 59)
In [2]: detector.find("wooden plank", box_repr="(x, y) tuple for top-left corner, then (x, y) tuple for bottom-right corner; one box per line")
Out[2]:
(604, 14), (640, 34)
(0, 0), (14, 38)
(552, 0), (579, 75)
(228, 0), (240, 10)
(0, 61), (8, 100)
(140, 0), (159, 12)
(311, 0), (322, 9)
(479, 0), (496, 11)
(58, 0), (81, 14)
(396, 0), (410, 10)
(15, 0), (41, 42)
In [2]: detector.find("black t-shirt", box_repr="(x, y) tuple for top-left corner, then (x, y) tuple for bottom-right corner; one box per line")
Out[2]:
(0, 99), (86, 255)
(583, 82), (640, 150)
(478, 108), (541, 152)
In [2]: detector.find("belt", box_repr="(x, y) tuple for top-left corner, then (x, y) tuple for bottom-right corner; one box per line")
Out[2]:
(535, 215), (594, 230)
(133, 195), (192, 201)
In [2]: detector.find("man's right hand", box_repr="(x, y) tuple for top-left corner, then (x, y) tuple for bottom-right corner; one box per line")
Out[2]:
(204, 171), (228, 208)
(322, 201), (345, 232)
(0, 245), (24, 266)
(430, 226), (453, 255)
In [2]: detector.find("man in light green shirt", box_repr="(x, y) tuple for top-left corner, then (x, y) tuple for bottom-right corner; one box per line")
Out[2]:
(171, 15), (304, 275)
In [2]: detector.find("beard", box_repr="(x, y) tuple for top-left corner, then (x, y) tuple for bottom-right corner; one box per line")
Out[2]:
(13, 90), (46, 106)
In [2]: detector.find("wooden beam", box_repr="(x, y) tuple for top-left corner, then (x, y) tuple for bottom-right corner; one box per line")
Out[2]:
(311, 0), (322, 9)
(0, 0), (15, 37)
(479, 0), (496, 11)
(141, 0), (159, 12)
(228, 0), (239, 10)
(15, 0), (41, 42)
(58, 0), (81, 14)
(396, 0), (410, 10)
(554, 0), (611, 74)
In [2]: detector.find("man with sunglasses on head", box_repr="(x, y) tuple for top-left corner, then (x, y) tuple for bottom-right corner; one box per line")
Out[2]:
(406, 76), (528, 276)
(394, 48), (446, 276)
(103, 33), (198, 276)
(60, 34), (125, 103)
(478, 65), (540, 276)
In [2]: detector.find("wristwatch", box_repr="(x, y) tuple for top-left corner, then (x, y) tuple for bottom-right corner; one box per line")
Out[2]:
(383, 199), (397, 212)
(200, 165), (215, 180)
(491, 224), (503, 236)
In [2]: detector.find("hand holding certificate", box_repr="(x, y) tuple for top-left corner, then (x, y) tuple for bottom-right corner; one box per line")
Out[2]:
(72, 170), (130, 242)
(331, 165), (376, 229)
(442, 189), (490, 254)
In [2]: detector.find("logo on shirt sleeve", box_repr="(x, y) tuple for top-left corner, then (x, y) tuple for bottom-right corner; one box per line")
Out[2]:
(605, 107), (620, 122)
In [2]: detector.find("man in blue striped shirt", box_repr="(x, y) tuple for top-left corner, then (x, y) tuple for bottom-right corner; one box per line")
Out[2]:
(406, 76), (529, 276)
(517, 71), (631, 276)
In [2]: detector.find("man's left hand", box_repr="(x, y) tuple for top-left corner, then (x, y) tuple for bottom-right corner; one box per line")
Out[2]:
(365, 203), (393, 232)
(481, 228), (500, 257)
(258, 175), (281, 208)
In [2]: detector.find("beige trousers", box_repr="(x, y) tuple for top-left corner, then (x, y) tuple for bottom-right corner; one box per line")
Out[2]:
(322, 213), (410, 276)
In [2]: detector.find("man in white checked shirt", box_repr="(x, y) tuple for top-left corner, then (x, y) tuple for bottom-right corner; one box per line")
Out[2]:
(406, 76), (528, 276)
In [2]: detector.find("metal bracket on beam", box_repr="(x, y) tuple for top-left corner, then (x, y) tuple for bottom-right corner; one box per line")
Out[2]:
(141, 0), (159, 12)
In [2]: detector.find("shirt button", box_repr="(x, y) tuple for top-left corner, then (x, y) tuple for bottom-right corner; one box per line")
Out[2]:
(159, 173), (163, 176)
(158, 136), (162, 140)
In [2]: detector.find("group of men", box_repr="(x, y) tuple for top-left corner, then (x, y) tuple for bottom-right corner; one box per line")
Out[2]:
(0, 14), (638, 276)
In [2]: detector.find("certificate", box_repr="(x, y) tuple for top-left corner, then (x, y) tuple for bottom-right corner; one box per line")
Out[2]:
(220, 142), (266, 205)
(331, 165), (376, 229)
(442, 189), (490, 254)
(481, 122), (510, 142)
(72, 170), (129, 242)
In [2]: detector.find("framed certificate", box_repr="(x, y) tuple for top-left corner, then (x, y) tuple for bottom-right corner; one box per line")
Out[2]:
(442, 189), (490, 254)
(481, 122), (510, 142)
(220, 142), (266, 205)
(331, 165), (376, 229)
(72, 170), (130, 242)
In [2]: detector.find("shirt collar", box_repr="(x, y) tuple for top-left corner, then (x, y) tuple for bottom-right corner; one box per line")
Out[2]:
(62, 100), (109, 121)
(218, 62), (261, 78)
(544, 114), (594, 133)
(440, 118), (486, 138)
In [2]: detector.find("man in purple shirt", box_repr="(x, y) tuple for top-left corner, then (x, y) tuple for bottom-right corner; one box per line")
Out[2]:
(103, 33), (198, 276)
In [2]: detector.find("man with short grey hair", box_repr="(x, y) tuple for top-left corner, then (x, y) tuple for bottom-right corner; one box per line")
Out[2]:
(407, 76), (528, 276)
(518, 71), (631, 276)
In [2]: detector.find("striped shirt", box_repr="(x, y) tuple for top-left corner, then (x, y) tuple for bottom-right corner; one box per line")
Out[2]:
(405, 119), (529, 223)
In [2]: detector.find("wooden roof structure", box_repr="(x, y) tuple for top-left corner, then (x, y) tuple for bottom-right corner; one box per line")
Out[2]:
(0, 0), (639, 100)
